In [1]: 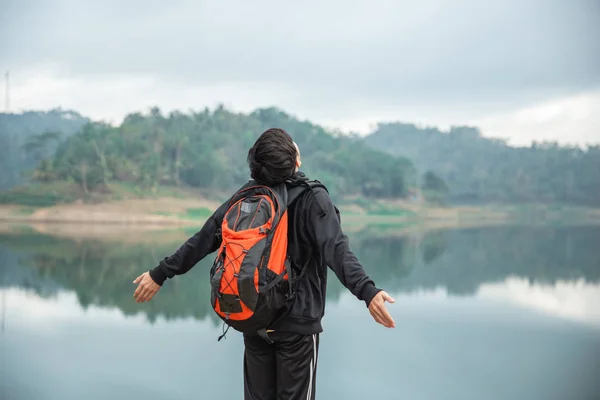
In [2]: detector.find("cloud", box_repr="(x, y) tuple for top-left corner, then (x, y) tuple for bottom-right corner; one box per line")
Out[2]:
(7, 65), (294, 125)
(471, 89), (600, 146)
(1, 0), (599, 144)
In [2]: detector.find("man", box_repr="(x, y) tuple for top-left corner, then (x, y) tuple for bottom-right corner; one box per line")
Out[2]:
(133, 128), (395, 399)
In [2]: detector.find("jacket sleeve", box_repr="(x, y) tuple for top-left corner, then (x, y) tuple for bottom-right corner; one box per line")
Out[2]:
(149, 200), (229, 286)
(305, 187), (381, 307)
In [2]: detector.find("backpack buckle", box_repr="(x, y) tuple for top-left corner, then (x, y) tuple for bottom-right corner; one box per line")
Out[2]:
(285, 291), (296, 301)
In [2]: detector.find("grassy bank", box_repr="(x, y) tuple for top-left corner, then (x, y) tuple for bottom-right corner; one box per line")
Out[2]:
(1, 182), (599, 242)
(0, 182), (495, 225)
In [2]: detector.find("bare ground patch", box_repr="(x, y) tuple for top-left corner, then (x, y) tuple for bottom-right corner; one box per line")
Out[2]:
(0, 196), (220, 224)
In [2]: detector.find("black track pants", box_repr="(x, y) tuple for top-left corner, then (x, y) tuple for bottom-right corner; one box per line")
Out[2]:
(243, 332), (320, 400)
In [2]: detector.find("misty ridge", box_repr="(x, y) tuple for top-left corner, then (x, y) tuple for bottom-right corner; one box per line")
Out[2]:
(0, 105), (598, 207)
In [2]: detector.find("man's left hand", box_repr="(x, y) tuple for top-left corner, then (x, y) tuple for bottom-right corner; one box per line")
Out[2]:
(133, 271), (161, 303)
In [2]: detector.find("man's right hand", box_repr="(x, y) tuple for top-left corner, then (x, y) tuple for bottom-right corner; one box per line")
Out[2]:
(368, 291), (396, 328)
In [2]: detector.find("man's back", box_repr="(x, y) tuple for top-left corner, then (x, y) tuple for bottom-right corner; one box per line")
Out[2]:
(269, 174), (382, 335)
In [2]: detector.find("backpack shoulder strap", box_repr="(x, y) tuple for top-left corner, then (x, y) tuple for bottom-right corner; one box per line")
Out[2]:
(286, 179), (329, 217)
(286, 183), (308, 206)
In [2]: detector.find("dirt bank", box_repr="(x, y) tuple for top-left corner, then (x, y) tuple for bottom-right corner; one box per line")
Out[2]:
(1, 197), (598, 243)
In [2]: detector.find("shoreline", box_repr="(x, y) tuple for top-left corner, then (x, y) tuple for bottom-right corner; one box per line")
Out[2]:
(0, 217), (511, 244)
(1, 198), (599, 243)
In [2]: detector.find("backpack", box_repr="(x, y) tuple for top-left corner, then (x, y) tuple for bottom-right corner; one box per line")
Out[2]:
(210, 178), (327, 343)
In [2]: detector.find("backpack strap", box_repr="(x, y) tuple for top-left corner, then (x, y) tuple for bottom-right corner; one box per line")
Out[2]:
(258, 252), (312, 341)
(286, 179), (329, 217)
(292, 257), (311, 288)
(284, 178), (331, 287)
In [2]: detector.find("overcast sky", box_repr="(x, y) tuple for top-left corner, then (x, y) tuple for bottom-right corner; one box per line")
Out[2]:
(1, 0), (599, 146)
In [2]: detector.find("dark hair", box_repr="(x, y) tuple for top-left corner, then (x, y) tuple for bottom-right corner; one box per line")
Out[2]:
(247, 128), (297, 185)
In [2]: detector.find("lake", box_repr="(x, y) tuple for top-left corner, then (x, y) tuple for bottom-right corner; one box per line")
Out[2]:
(1, 225), (599, 400)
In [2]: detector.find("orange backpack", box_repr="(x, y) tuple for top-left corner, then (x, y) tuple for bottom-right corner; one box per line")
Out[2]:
(210, 179), (325, 342)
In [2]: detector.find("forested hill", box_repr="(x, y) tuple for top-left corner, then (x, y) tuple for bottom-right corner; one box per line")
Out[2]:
(365, 123), (600, 206)
(8, 107), (414, 201)
(2, 107), (599, 207)
(0, 109), (90, 190)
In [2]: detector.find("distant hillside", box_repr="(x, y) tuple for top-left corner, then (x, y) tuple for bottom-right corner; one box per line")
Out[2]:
(3, 106), (598, 208)
(365, 123), (600, 206)
(2, 106), (415, 204)
(0, 109), (90, 190)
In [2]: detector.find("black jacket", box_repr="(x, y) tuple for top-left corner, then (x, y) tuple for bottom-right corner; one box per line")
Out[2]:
(149, 172), (381, 335)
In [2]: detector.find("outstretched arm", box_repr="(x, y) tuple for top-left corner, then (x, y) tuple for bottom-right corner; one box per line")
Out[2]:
(306, 188), (395, 328)
(132, 200), (229, 303)
(150, 200), (230, 285)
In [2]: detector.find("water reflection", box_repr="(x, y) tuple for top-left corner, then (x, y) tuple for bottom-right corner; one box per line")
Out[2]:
(477, 277), (600, 326)
(1, 225), (600, 400)
(1, 226), (600, 324)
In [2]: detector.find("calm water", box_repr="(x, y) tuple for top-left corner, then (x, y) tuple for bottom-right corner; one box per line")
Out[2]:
(1, 225), (599, 400)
